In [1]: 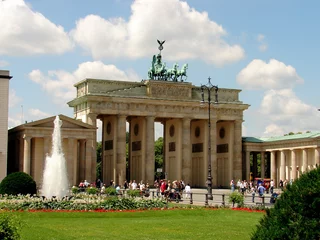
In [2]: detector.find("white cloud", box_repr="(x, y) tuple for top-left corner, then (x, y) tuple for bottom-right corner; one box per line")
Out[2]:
(0, 60), (9, 67)
(237, 59), (303, 90)
(9, 89), (22, 108)
(71, 0), (244, 66)
(257, 34), (267, 52)
(259, 44), (268, 52)
(259, 89), (320, 136)
(28, 61), (140, 104)
(28, 108), (51, 119)
(263, 124), (284, 136)
(0, 0), (73, 56)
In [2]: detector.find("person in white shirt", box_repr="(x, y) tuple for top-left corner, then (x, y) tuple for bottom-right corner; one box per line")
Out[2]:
(131, 180), (137, 190)
(185, 184), (191, 199)
(270, 179), (274, 194)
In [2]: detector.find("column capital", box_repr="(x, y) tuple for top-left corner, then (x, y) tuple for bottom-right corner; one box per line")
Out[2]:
(23, 134), (31, 140)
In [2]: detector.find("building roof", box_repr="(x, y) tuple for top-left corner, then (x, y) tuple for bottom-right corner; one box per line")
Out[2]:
(243, 132), (320, 143)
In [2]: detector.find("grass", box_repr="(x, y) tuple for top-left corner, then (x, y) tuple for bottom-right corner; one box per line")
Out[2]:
(16, 208), (263, 240)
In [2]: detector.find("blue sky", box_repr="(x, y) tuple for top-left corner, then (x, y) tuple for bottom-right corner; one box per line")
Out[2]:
(2, 0), (320, 138)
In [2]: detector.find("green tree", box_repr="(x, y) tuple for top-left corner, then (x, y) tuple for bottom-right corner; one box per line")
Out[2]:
(251, 166), (320, 239)
(154, 137), (164, 178)
(96, 141), (102, 179)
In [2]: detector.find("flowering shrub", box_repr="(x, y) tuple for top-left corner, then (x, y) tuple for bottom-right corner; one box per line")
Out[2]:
(127, 190), (141, 198)
(0, 194), (167, 211)
(104, 187), (116, 196)
(86, 187), (98, 195)
(228, 192), (244, 207)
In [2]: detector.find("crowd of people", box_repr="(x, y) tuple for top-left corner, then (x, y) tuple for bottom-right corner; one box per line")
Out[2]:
(77, 178), (191, 199)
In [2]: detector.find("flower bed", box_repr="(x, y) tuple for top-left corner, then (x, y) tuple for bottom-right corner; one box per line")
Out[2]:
(0, 194), (167, 211)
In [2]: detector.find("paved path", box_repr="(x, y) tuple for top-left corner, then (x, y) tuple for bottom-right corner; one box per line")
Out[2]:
(149, 188), (280, 207)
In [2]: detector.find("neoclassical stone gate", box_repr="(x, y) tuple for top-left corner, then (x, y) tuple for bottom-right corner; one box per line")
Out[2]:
(68, 79), (249, 187)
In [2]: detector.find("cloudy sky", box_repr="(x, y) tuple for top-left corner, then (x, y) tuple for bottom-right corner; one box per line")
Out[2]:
(2, 0), (320, 138)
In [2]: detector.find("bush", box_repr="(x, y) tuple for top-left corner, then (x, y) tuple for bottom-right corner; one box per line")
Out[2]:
(71, 186), (79, 194)
(86, 187), (98, 195)
(228, 192), (244, 207)
(0, 172), (37, 195)
(104, 187), (116, 196)
(0, 212), (22, 240)
(252, 166), (320, 239)
(127, 189), (141, 198)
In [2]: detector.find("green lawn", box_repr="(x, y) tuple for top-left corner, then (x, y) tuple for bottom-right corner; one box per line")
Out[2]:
(17, 208), (263, 240)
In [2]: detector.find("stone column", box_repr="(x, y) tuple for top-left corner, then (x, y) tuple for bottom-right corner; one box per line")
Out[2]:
(79, 139), (86, 182)
(117, 115), (127, 186)
(68, 138), (75, 186)
(211, 118), (218, 187)
(233, 120), (242, 181)
(302, 149), (308, 172)
(314, 147), (320, 167)
(145, 116), (155, 185)
(246, 151), (251, 181)
(23, 135), (31, 175)
(85, 140), (92, 182)
(87, 113), (97, 182)
(291, 149), (296, 180)
(260, 151), (265, 178)
(182, 118), (191, 184)
(280, 150), (285, 181)
(270, 151), (276, 183)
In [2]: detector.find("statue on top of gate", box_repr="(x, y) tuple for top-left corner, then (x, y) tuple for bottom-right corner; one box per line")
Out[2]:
(147, 40), (188, 82)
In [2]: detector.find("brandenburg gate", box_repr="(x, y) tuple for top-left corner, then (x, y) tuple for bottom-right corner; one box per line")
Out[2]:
(67, 42), (249, 187)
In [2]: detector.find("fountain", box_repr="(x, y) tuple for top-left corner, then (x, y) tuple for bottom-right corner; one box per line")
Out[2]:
(41, 116), (69, 199)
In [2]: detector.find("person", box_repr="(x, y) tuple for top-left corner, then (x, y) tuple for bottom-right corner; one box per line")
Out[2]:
(270, 191), (279, 203)
(123, 180), (128, 190)
(100, 184), (106, 194)
(131, 180), (137, 190)
(279, 179), (284, 191)
(185, 183), (191, 199)
(230, 180), (235, 192)
(115, 185), (121, 195)
(96, 179), (101, 189)
(270, 179), (274, 194)
(84, 180), (90, 187)
(257, 183), (265, 197)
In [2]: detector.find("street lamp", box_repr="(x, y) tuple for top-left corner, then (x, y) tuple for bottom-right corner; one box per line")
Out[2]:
(201, 77), (218, 200)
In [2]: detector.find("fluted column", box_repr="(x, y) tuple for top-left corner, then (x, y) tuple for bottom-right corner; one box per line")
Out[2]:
(302, 149), (308, 173)
(117, 115), (127, 186)
(182, 118), (191, 184)
(314, 147), (320, 167)
(233, 120), (242, 181)
(270, 151), (276, 183)
(211, 118), (218, 187)
(79, 139), (86, 182)
(260, 151), (265, 178)
(280, 150), (285, 181)
(68, 138), (75, 186)
(246, 151), (251, 181)
(291, 149), (296, 180)
(87, 113), (97, 182)
(145, 116), (155, 185)
(85, 140), (92, 182)
(23, 135), (31, 175)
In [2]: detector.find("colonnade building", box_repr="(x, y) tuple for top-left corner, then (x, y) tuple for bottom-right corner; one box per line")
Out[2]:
(243, 133), (320, 184)
(67, 79), (249, 188)
(5, 77), (320, 189)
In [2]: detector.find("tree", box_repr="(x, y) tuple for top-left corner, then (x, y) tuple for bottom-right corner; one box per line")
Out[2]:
(251, 166), (320, 239)
(154, 137), (164, 178)
(96, 141), (102, 179)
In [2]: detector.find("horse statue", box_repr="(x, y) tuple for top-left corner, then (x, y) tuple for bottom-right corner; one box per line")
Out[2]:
(177, 63), (188, 82)
(148, 55), (156, 79)
(166, 63), (179, 81)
